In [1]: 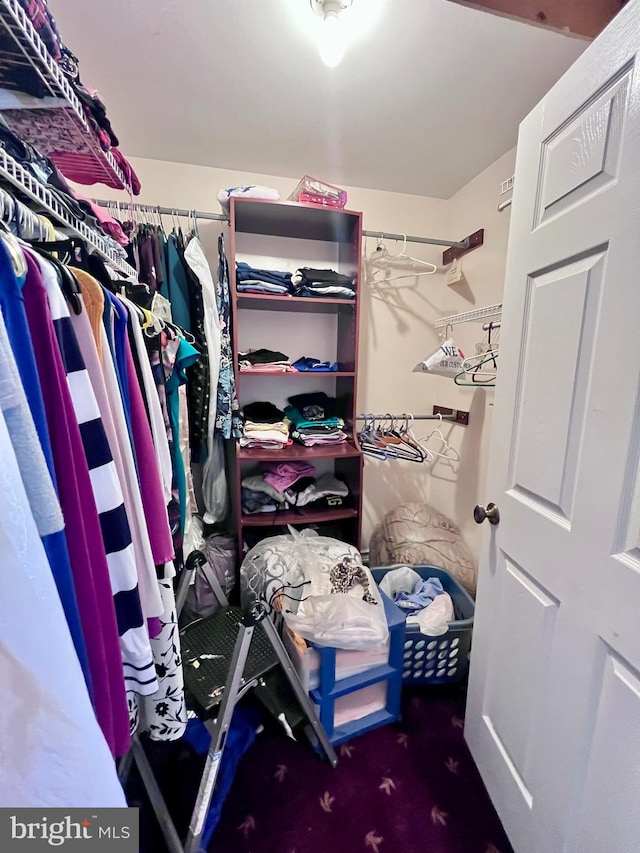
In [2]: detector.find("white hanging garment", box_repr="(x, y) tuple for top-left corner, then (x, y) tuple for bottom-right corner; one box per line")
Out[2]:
(0, 403), (126, 807)
(184, 236), (230, 525)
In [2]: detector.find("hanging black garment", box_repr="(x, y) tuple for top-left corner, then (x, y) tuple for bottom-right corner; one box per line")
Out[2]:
(180, 235), (210, 464)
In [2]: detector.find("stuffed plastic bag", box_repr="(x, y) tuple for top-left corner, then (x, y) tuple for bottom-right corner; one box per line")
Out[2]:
(413, 338), (465, 376)
(241, 528), (388, 650)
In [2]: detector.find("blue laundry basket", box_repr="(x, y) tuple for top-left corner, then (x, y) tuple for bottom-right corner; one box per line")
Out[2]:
(371, 565), (474, 685)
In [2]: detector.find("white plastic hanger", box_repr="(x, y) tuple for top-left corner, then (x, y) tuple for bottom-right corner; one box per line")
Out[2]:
(416, 413), (460, 462)
(366, 234), (437, 286)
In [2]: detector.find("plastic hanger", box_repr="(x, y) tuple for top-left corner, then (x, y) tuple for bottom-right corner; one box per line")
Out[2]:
(454, 350), (498, 386)
(0, 221), (27, 280)
(366, 233), (437, 285)
(29, 244), (83, 315)
(416, 413), (460, 462)
(357, 414), (389, 460)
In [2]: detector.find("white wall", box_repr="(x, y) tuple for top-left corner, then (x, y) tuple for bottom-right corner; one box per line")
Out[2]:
(96, 149), (515, 559)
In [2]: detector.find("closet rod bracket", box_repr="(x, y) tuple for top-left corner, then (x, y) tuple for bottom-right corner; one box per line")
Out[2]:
(432, 405), (469, 426)
(442, 229), (484, 265)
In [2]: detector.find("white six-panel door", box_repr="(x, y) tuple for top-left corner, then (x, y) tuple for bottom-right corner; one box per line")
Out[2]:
(465, 2), (640, 851)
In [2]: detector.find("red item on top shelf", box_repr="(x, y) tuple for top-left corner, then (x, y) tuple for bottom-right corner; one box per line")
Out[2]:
(289, 175), (347, 209)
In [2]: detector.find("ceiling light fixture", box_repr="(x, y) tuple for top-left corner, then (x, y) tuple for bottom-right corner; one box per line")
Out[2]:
(311, 0), (353, 68)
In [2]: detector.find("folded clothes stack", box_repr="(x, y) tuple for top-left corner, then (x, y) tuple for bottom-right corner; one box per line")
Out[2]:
(236, 262), (293, 295)
(291, 267), (356, 299)
(235, 263), (356, 300)
(239, 402), (291, 450)
(285, 473), (350, 509)
(240, 464), (351, 515)
(285, 392), (347, 446)
(239, 349), (295, 372)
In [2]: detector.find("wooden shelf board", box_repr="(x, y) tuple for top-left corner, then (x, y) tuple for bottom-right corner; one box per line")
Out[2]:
(238, 370), (355, 378)
(232, 197), (361, 242)
(237, 441), (361, 462)
(236, 292), (356, 313)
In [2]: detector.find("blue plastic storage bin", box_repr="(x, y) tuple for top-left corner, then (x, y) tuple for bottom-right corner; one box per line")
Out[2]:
(309, 590), (405, 745)
(370, 565), (474, 685)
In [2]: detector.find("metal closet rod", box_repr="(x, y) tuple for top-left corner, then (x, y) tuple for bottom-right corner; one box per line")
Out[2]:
(90, 199), (467, 249)
(357, 412), (458, 421)
(91, 199), (229, 222)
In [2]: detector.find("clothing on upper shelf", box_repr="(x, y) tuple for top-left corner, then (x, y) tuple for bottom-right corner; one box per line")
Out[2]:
(292, 357), (339, 372)
(239, 348), (292, 372)
(235, 263), (356, 300)
(240, 401), (290, 450)
(237, 280), (290, 296)
(291, 267), (356, 300)
(236, 262), (293, 293)
(284, 392), (347, 447)
(217, 185), (280, 215)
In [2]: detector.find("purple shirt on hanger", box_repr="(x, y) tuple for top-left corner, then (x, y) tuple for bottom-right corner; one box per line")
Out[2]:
(117, 297), (174, 566)
(22, 252), (131, 758)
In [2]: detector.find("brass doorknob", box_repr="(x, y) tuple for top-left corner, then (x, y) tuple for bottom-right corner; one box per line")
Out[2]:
(474, 503), (500, 525)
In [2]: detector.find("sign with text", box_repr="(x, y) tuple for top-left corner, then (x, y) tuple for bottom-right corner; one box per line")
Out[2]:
(0, 809), (138, 851)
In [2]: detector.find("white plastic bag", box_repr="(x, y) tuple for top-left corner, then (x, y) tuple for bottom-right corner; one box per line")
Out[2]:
(378, 566), (422, 598)
(240, 528), (388, 650)
(413, 338), (465, 376)
(416, 593), (454, 636)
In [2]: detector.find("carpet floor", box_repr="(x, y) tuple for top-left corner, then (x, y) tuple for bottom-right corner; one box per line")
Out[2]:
(212, 688), (514, 853)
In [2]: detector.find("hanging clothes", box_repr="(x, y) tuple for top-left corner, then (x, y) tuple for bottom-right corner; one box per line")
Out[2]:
(166, 232), (192, 331)
(68, 285), (159, 699)
(0, 401), (126, 807)
(214, 234), (242, 439)
(0, 242), (90, 687)
(22, 251), (130, 757)
(184, 235), (229, 523)
(34, 252), (158, 707)
(164, 331), (201, 540)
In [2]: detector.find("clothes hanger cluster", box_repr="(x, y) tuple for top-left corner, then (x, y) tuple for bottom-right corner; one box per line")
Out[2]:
(365, 233), (437, 287)
(454, 322), (499, 387)
(0, 187), (51, 241)
(357, 413), (459, 463)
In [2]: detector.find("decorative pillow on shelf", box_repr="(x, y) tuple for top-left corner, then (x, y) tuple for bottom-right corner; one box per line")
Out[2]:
(369, 502), (477, 596)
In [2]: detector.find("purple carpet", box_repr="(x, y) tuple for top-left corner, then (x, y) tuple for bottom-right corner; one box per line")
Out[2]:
(213, 690), (514, 853)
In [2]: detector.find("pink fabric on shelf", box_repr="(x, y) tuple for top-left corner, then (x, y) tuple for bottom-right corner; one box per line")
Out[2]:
(110, 149), (142, 195)
(260, 461), (316, 492)
(75, 194), (129, 245)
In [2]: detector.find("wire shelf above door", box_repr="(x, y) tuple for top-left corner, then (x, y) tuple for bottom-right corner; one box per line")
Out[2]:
(436, 303), (502, 328)
(0, 148), (137, 277)
(0, 0), (131, 192)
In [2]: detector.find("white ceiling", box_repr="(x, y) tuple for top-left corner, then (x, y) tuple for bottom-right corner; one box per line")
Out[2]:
(49, 0), (585, 198)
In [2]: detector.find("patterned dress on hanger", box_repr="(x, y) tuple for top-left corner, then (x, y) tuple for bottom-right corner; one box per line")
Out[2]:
(214, 234), (242, 439)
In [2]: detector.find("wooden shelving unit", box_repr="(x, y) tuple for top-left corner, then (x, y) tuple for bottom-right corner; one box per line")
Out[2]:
(229, 197), (364, 553)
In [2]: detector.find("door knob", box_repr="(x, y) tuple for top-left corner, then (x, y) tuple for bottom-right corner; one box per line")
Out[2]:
(474, 502), (500, 525)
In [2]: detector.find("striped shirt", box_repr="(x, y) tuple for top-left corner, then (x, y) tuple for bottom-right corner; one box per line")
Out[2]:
(35, 253), (158, 697)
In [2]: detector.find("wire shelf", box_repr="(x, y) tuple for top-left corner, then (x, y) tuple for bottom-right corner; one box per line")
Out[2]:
(0, 0), (130, 192)
(435, 303), (502, 328)
(0, 147), (136, 277)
